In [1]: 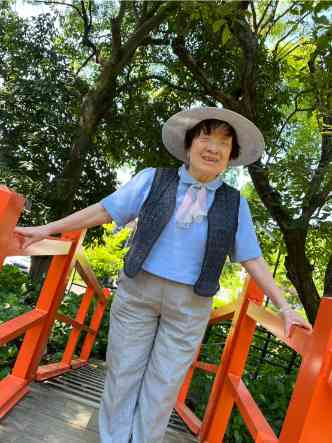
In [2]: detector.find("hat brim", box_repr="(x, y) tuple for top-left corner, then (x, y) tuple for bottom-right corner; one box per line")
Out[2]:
(162, 107), (265, 167)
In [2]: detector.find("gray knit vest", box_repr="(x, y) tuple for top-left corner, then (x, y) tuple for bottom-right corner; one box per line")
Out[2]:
(124, 168), (240, 297)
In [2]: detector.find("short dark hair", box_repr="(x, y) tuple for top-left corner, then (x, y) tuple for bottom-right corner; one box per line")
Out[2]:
(184, 119), (240, 160)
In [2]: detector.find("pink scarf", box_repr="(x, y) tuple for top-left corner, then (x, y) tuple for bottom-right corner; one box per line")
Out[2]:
(175, 184), (208, 228)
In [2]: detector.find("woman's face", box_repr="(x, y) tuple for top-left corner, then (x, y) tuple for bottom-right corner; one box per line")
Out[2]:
(187, 126), (233, 182)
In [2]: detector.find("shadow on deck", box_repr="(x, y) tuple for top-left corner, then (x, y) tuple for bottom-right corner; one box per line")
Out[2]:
(0, 361), (198, 443)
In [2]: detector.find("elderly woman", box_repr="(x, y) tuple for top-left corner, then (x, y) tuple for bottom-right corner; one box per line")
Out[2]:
(16, 107), (311, 443)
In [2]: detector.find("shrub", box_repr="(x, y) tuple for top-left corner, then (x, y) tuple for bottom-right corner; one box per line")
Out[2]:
(0, 265), (35, 379)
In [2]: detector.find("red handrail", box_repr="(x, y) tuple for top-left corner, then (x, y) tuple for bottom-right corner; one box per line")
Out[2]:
(0, 187), (111, 419)
(2, 186), (332, 442)
(176, 275), (332, 442)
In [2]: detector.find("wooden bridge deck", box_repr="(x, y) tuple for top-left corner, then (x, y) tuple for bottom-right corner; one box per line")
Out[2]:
(0, 362), (197, 443)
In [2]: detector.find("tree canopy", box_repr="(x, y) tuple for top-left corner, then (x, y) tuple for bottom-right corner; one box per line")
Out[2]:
(0, 0), (331, 322)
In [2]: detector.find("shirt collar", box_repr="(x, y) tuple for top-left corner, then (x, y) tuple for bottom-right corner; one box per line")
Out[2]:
(178, 165), (223, 191)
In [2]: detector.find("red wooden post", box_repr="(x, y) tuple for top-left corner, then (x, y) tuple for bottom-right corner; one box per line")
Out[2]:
(61, 286), (95, 366)
(0, 187), (110, 419)
(78, 288), (110, 364)
(0, 186), (25, 267)
(279, 297), (332, 443)
(11, 230), (85, 382)
(177, 345), (201, 405)
(200, 277), (264, 442)
(176, 346), (203, 435)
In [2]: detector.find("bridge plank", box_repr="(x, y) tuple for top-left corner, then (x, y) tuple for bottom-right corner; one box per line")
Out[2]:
(0, 380), (196, 442)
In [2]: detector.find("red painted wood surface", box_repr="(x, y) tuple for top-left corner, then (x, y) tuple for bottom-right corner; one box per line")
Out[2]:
(176, 276), (332, 442)
(2, 187), (332, 443)
(0, 187), (111, 418)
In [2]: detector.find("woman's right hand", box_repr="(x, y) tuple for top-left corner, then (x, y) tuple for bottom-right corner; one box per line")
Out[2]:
(14, 226), (50, 249)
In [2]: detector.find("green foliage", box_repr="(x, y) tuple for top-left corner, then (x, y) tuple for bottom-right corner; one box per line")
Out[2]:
(42, 289), (110, 362)
(48, 222), (133, 360)
(0, 0), (327, 319)
(0, 5), (331, 439)
(188, 320), (300, 441)
(84, 223), (131, 282)
(0, 265), (33, 322)
(214, 261), (244, 308)
(0, 262), (113, 377)
(226, 371), (296, 442)
(225, 369), (297, 442)
(0, 221), (131, 378)
(44, 223), (131, 362)
(0, 7), (117, 230)
(0, 265), (36, 379)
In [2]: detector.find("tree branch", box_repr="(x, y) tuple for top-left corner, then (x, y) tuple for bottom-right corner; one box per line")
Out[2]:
(249, 0), (258, 33)
(141, 36), (171, 46)
(229, 15), (258, 118)
(262, 2), (295, 38)
(277, 43), (302, 62)
(274, 34), (302, 60)
(88, 0), (92, 28)
(111, 1), (127, 63)
(93, 33), (112, 40)
(75, 51), (95, 76)
(32, 0), (82, 16)
(256, 0), (274, 31)
(142, 1), (165, 20)
(300, 46), (332, 223)
(118, 74), (202, 95)
(324, 252), (332, 296)
(248, 160), (292, 232)
(80, 0), (98, 58)
(265, 103), (316, 166)
(259, 0), (279, 36)
(141, 1), (148, 19)
(172, 35), (239, 111)
(301, 117), (332, 223)
(132, 1), (140, 21)
(113, 2), (175, 72)
(273, 3), (295, 25)
(274, 107), (314, 147)
(273, 12), (311, 57)
(35, 0), (99, 63)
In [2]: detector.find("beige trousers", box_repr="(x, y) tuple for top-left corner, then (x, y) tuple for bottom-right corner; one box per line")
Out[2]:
(99, 269), (212, 443)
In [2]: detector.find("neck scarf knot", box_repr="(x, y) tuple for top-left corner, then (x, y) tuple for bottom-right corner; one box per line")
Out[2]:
(175, 183), (208, 228)
(175, 165), (223, 229)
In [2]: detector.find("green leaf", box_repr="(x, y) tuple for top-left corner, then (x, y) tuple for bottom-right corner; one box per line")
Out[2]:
(221, 24), (232, 46)
(315, 15), (330, 26)
(314, 2), (332, 14)
(212, 19), (225, 33)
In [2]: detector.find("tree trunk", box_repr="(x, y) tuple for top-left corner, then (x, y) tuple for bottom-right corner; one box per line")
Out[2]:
(324, 254), (332, 296)
(248, 165), (322, 324)
(30, 256), (52, 285)
(171, 4), (326, 323)
(283, 230), (320, 324)
(49, 75), (118, 219)
(46, 2), (176, 219)
(49, 128), (96, 219)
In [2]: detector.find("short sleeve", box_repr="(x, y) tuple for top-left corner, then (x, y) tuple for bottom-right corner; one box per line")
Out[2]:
(100, 167), (156, 227)
(229, 196), (262, 263)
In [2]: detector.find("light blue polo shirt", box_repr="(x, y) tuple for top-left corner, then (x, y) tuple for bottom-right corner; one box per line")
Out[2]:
(100, 166), (262, 285)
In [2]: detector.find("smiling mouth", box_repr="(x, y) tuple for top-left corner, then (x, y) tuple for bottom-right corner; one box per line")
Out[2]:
(201, 156), (219, 163)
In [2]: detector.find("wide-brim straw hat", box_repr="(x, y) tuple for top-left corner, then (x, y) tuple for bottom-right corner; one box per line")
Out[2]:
(162, 107), (265, 166)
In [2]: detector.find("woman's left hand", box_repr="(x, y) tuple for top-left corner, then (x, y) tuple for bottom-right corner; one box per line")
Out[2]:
(279, 309), (312, 338)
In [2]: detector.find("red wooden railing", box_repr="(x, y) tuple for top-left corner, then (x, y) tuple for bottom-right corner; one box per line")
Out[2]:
(1, 186), (332, 442)
(0, 186), (111, 419)
(176, 278), (332, 442)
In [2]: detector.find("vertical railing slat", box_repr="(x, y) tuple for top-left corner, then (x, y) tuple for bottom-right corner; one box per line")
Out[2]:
(200, 277), (264, 442)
